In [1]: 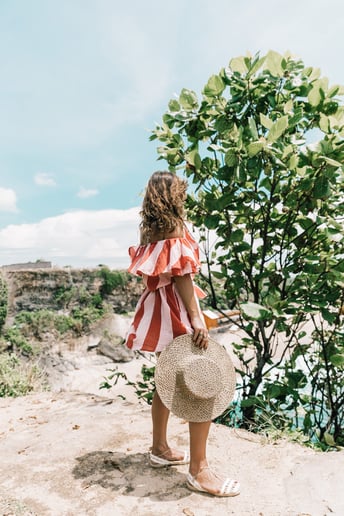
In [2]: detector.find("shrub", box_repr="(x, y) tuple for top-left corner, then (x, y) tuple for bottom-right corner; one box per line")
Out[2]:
(97, 268), (129, 297)
(0, 353), (47, 397)
(2, 327), (33, 356)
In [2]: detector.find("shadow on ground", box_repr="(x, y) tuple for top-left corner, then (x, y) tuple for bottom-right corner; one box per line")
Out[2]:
(72, 450), (191, 501)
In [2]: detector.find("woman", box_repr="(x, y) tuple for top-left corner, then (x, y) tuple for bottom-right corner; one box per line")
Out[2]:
(126, 171), (240, 497)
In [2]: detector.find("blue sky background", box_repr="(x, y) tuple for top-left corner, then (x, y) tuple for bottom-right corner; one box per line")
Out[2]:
(1, 0), (344, 268)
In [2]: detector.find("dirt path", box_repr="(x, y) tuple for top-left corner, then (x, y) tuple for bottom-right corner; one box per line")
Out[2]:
(0, 389), (343, 516)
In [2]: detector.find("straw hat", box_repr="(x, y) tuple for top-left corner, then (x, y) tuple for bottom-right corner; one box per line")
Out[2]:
(155, 334), (236, 423)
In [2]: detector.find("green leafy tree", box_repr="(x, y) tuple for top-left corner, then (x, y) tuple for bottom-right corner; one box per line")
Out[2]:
(151, 51), (344, 445)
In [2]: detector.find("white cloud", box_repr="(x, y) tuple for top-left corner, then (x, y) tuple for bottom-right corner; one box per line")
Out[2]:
(0, 187), (18, 212)
(34, 173), (57, 187)
(0, 207), (141, 269)
(77, 187), (99, 199)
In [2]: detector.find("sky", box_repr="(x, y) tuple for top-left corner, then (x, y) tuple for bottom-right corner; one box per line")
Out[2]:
(1, 0), (344, 269)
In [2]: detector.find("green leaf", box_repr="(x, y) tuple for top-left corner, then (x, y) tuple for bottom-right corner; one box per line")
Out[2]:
(204, 214), (221, 229)
(217, 165), (235, 181)
(265, 383), (288, 398)
(259, 176), (271, 191)
(165, 148), (183, 166)
(240, 396), (261, 408)
(289, 107), (304, 127)
(299, 177), (313, 192)
(303, 67), (321, 81)
(323, 157), (342, 168)
(264, 50), (284, 76)
(267, 116), (288, 142)
(313, 176), (331, 199)
(225, 149), (238, 167)
(308, 84), (321, 106)
(233, 242), (251, 253)
(168, 99), (180, 112)
(248, 117), (259, 139)
(241, 302), (272, 320)
(230, 229), (244, 242)
(217, 192), (234, 210)
(324, 432), (336, 447)
(203, 75), (226, 97)
(248, 141), (265, 157)
(330, 106), (344, 125)
(329, 354), (344, 367)
(319, 114), (330, 133)
(179, 89), (198, 110)
(248, 56), (266, 76)
(260, 113), (273, 130)
(229, 261), (245, 273)
(284, 99), (293, 114)
(229, 56), (248, 74)
(328, 85), (340, 98)
(288, 154), (298, 170)
(308, 78), (328, 107)
(185, 149), (202, 170)
(214, 116), (232, 133)
(282, 145), (293, 159)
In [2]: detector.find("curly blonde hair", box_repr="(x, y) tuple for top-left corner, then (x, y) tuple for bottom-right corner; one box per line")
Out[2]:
(140, 171), (188, 244)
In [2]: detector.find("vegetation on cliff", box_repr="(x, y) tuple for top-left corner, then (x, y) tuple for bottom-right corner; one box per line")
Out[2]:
(0, 267), (138, 398)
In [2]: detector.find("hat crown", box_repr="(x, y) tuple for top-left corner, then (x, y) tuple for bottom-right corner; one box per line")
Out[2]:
(181, 357), (222, 400)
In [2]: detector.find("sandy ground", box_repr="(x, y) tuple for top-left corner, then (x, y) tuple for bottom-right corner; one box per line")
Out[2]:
(0, 357), (343, 516)
(0, 316), (343, 516)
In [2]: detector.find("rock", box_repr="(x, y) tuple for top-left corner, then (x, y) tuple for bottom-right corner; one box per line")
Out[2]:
(96, 334), (134, 362)
(39, 351), (76, 374)
(86, 337), (100, 351)
(90, 313), (133, 340)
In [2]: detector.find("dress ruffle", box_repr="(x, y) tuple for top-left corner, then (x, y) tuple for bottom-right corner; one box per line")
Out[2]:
(128, 235), (201, 290)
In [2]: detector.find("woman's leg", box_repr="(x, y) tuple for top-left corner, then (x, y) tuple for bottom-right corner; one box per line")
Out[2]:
(189, 421), (240, 495)
(189, 421), (211, 476)
(151, 390), (170, 455)
(151, 390), (185, 460)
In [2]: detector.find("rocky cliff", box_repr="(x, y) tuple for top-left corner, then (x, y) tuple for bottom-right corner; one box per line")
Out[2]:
(0, 267), (144, 392)
(3, 267), (143, 321)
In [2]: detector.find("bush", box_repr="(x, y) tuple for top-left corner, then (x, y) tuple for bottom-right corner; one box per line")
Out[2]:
(14, 305), (105, 339)
(100, 364), (156, 405)
(0, 353), (47, 397)
(2, 327), (33, 356)
(97, 268), (129, 297)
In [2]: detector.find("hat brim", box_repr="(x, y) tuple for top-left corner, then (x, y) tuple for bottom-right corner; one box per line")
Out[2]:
(155, 334), (236, 423)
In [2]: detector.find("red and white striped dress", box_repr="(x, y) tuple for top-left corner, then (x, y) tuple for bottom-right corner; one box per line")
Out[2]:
(125, 229), (206, 353)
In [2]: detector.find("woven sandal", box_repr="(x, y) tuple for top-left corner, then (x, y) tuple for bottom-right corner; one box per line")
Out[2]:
(149, 450), (190, 468)
(186, 468), (240, 497)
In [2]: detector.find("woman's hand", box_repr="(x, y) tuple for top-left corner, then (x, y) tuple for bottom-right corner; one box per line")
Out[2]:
(173, 274), (209, 349)
(190, 315), (209, 349)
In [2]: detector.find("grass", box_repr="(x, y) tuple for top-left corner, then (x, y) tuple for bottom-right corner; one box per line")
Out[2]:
(0, 352), (48, 397)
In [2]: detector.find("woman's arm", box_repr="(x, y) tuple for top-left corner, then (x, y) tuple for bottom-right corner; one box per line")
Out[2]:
(174, 274), (209, 349)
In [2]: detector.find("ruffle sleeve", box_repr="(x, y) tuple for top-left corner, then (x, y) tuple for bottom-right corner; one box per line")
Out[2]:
(128, 237), (201, 279)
